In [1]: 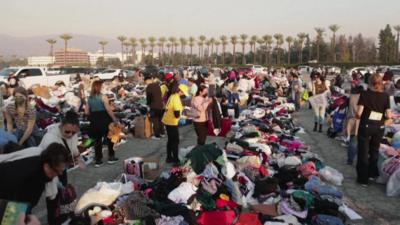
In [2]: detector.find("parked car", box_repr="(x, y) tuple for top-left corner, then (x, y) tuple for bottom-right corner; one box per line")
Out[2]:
(349, 67), (368, 76)
(0, 67), (71, 88)
(94, 69), (128, 80)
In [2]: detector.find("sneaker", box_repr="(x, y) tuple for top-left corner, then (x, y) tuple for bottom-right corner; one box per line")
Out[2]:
(107, 157), (119, 164)
(94, 161), (103, 167)
(151, 136), (161, 140)
(160, 134), (166, 138)
(360, 184), (368, 188)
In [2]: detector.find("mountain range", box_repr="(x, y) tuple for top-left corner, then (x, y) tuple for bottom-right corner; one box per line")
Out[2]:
(0, 34), (124, 58)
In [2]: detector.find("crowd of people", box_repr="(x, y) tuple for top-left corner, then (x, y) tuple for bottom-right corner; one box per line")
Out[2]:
(0, 65), (398, 224)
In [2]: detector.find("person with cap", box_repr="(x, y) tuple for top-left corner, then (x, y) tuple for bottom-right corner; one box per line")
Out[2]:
(161, 72), (174, 102)
(4, 87), (41, 147)
(162, 84), (189, 164)
(145, 75), (165, 139)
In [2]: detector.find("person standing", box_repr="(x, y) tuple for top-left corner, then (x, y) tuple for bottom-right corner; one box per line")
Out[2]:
(191, 85), (212, 145)
(311, 74), (329, 132)
(162, 84), (189, 164)
(345, 86), (363, 165)
(145, 76), (165, 139)
(85, 80), (118, 167)
(356, 74), (392, 187)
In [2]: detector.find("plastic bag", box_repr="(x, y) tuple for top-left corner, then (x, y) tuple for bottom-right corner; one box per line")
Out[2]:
(386, 166), (400, 197)
(319, 166), (344, 186)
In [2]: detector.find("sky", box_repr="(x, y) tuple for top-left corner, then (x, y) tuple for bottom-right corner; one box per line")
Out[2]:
(1, 0), (400, 39)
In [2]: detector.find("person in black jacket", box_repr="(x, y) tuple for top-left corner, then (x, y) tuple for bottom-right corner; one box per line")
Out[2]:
(145, 76), (165, 139)
(0, 143), (69, 211)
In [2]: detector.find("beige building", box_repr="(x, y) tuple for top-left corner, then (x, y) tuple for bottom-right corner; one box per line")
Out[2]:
(55, 48), (89, 66)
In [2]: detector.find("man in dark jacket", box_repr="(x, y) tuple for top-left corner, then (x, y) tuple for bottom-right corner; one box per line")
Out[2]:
(145, 76), (165, 139)
(0, 143), (69, 211)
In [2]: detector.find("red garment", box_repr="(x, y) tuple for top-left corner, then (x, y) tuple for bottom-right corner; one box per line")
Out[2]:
(215, 198), (239, 209)
(236, 213), (262, 225)
(259, 166), (268, 177)
(197, 210), (236, 225)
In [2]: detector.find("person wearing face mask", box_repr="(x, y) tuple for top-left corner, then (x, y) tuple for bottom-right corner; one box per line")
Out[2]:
(4, 87), (40, 147)
(162, 84), (189, 164)
(0, 143), (69, 212)
(191, 85), (212, 145)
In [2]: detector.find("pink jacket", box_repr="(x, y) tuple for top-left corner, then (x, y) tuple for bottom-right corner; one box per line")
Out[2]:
(191, 96), (210, 122)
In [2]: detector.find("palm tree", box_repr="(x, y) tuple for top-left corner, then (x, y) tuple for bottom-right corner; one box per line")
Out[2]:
(209, 38), (216, 64)
(214, 40), (221, 65)
(117, 36), (127, 65)
(231, 35), (238, 65)
(166, 43), (172, 65)
(394, 25), (400, 61)
(262, 35), (273, 65)
(98, 41), (108, 67)
(220, 35), (228, 65)
(239, 34), (248, 65)
(285, 36), (294, 64)
(314, 27), (325, 62)
(158, 37), (166, 65)
(129, 38), (137, 65)
(148, 37), (157, 65)
(157, 42), (162, 66)
(168, 37), (177, 65)
(179, 37), (187, 65)
(188, 37), (196, 66)
(205, 40), (211, 65)
(274, 33), (284, 65)
(297, 33), (307, 64)
(329, 24), (340, 62)
(46, 39), (57, 65)
(198, 35), (207, 64)
(250, 35), (258, 64)
(139, 38), (147, 64)
(59, 34), (73, 66)
(256, 39), (264, 64)
(123, 41), (130, 64)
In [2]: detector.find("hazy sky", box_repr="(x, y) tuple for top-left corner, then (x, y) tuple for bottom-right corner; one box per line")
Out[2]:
(1, 0), (400, 39)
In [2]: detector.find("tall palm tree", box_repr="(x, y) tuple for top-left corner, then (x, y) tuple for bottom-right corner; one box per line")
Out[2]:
(46, 39), (57, 65)
(129, 38), (137, 65)
(314, 27), (325, 62)
(262, 35), (273, 65)
(297, 33), (307, 64)
(220, 35), (228, 65)
(148, 37), (157, 65)
(157, 42), (162, 66)
(188, 37), (196, 66)
(198, 35), (207, 64)
(209, 38), (216, 64)
(205, 40), (211, 65)
(285, 36), (294, 64)
(250, 35), (258, 64)
(98, 41), (108, 67)
(394, 25), (400, 61)
(166, 43), (172, 65)
(329, 24), (340, 62)
(168, 37), (177, 65)
(256, 39), (264, 64)
(214, 40), (221, 65)
(139, 38), (147, 64)
(240, 34), (248, 65)
(179, 37), (188, 65)
(117, 36), (127, 65)
(273, 33), (284, 65)
(158, 37), (166, 66)
(123, 41), (130, 64)
(59, 34), (73, 66)
(231, 35), (238, 65)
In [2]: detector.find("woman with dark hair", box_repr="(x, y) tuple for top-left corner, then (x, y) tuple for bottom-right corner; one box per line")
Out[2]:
(85, 80), (118, 167)
(191, 85), (212, 145)
(356, 74), (392, 187)
(162, 84), (189, 164)
(4, 87), (40, 147)
(311, 74), (329, 132)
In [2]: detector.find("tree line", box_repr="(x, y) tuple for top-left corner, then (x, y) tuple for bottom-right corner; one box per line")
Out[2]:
(45, 24), (400, 67)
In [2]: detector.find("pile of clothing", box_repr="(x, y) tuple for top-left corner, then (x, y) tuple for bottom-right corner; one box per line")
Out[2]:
(73, 92), (361, 225)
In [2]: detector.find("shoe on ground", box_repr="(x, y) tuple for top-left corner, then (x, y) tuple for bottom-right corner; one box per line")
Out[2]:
(94, 161), (103, 167)
(160, 134), (166, 138)
(107, 157), (119, 164)
(151, 136), (161, 140)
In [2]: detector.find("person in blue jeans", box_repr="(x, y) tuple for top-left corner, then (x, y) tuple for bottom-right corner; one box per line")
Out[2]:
(346, 86), (362, 165)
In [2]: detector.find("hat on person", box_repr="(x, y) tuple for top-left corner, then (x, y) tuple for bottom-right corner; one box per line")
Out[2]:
(164, 72), (173, 80)
(178, 84), (189, 97)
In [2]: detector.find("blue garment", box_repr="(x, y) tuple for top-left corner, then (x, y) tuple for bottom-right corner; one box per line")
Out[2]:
(312, 214), (344, 225)
(88, 95), (106, 112)
(178, 79), (189, 86)
(305, 176), (343, 199)
(347, 135), (357, 165)
(13, 126), (42, 148)
(0, 129), (17, 149)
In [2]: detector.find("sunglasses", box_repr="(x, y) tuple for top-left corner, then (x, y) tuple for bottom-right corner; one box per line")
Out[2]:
(64, 130), (77, 135)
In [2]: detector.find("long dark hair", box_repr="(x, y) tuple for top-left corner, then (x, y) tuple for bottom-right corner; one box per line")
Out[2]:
(61, 110), (79, 126)
(90, 80), (103, 96)
(196, 85), (207, 96)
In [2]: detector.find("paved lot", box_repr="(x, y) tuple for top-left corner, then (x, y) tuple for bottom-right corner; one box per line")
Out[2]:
(33, 109), (400, 224)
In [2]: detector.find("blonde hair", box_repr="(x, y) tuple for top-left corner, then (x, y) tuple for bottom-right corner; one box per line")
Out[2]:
(369, 73), (383, 92)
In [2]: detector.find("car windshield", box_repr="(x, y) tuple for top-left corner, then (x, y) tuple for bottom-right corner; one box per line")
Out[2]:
(0, 68), (18, 77)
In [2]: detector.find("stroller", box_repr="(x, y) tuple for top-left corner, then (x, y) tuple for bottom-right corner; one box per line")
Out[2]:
(327, 95), (349, 138)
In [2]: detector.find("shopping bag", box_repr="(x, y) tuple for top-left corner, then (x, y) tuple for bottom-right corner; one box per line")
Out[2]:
(301, 90), (309, 101)
(134, 116), (152, 138)
(123, 157), (144, 178)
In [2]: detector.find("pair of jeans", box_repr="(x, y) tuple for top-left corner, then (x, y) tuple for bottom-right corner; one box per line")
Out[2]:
(94, 136), (114, 163)
(347, 135), (357, 164)
(357, 123), (384, 184)
(193, 121), (208, 145)
(149, 109), (165, 137)
(13, 126), (42, 147)
(313, 105), (326, 124)
(165, 125), (179, 161)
